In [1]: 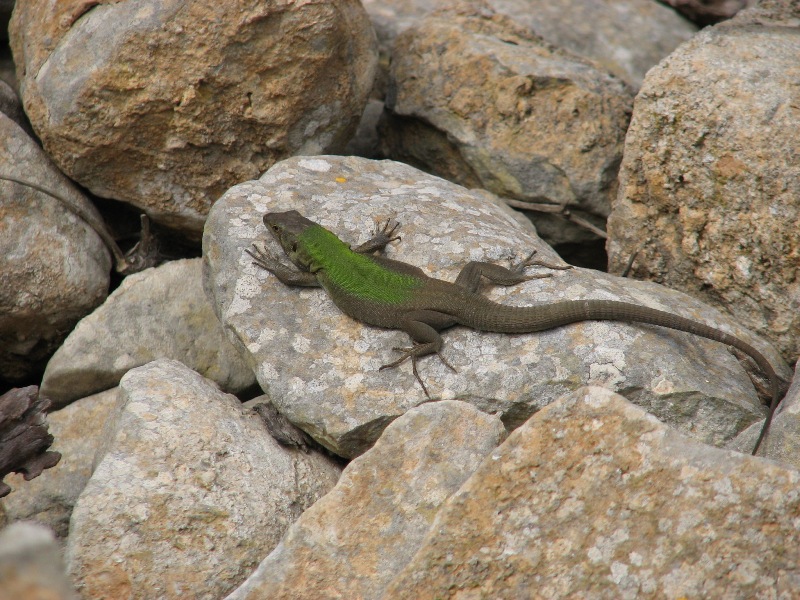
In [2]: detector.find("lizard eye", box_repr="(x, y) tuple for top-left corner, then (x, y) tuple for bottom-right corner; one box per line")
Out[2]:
(290, 242), (297, 252)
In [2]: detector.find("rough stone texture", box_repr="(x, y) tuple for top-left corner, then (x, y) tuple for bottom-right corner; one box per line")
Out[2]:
(10, 0), (377, 236)
(487, 0), (697, 88)
(380, 7), (634, 244)
(0, 522), (77, 600)
(607, 7), (800, 362)
(1, 388), (118, 539)
(728, 360), (800, 468)
(0, 78), (28, 132)
(41, 258), (255, 409)
(226, 400), (506, 600)
(659, 0), (754, 25)
(0, 112), (110, 382)
(363, 0), (695, 96)
(383, 386), (800, 599)
(203, 155), (788, 459)
(65, 360), (341, 600)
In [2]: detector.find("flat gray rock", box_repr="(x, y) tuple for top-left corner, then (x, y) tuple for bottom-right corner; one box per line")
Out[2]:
(203, 155), (788, 458)
(41, 258), (255, 409)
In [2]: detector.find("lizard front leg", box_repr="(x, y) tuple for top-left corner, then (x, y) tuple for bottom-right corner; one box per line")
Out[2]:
(351, 219), (401, 254)
(246, 243), (320, 287)
(379, 310), (458, 398)
(454, 250), (571, 293)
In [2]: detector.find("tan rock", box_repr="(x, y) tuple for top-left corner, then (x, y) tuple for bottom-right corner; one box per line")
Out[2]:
(0, 522), (77, 600)
(226, 400), (506, 600)
(0, 112), (110, 382)
(607, 5), (800, 361)
(380, 6), (634, 244)
(41, 258), (255, 409)
(10, 0), (377, 235)
(1, 388), (118, 539)
(66, 360), (341, 600)
(384, 386), (800, 599)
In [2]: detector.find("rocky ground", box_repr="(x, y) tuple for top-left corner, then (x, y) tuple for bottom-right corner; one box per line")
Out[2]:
(1, 1), (798, 598)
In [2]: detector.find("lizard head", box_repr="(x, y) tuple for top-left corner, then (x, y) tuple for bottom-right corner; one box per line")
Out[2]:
(263, 210), (319, 271)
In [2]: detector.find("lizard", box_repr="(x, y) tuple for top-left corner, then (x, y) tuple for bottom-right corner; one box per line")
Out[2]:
(247, 210), (788, 455)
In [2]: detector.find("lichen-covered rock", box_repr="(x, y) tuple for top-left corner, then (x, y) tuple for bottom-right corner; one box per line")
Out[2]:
(607, 4), (800, 361)
(41, 258), (255, 409)
(0, 112), (110, 382)
(10, 0), (377, 235)
(380, 6), (634, 244)
(203, 155), (787, 459)
(66, 360), (341, 600)
(1, 388), (118, 538)
(226, 400), (506, 600)
(383, 387), (800, 599)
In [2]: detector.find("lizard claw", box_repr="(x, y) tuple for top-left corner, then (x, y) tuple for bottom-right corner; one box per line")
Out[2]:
(379, 345), (456, 399)
(245, 243), (277, 270)
(375, 219), (402, 244)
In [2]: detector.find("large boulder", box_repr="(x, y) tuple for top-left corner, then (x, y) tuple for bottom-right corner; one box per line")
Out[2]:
(10, 0), (378, 236)
(607, 2), (800, 361)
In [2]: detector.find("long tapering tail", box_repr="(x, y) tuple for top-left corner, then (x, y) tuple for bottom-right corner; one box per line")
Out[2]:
(461, 298), (784, 454)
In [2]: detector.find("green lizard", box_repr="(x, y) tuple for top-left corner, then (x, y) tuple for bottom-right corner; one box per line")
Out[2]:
(247, 210), (787, 455)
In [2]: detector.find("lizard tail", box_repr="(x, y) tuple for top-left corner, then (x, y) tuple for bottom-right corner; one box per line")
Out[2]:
(463, 298), (784, 454)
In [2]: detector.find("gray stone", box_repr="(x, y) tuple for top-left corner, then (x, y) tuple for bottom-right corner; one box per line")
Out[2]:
(383, 386), (800, 599)
(10, 0), (378, 236)
(380, 6), (634, 244)
(727, 360), (800, 468)
(1, 389), (118, 539)
(226, 400), (506, 600)
(202, 155), (788, 458)
(607, 6), (800, 361)
(41, 258), (256, 409)
(0, 522), (77, 600)
(65, 360), (341, 600)
(0, 112), (110, 382)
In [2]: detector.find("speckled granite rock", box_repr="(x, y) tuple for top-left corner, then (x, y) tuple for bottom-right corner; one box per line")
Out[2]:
(607, 2), (800, 361)
(203, 155), (787, 458)
(41, 259), (255, 409)
(226, 400), (506, 600)
(383, 386), (800, 599)
(66, 360), (341, 600)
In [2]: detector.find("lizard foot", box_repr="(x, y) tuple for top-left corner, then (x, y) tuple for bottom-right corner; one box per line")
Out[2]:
(245, 243), (277, 270)
(374, 219), (401, 244)
(379, 345), (457, 398)
(515, 249), (572, 275)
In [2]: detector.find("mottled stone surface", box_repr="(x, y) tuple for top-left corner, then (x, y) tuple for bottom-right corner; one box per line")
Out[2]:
(380, 6), (634, 244)
(41, 259), (255, 408)
(226, 400), (506, 600)
(1, 388), (118, 539)
(0, 522), (77, 600)
(0, 112), (110, 382)
(728, 360), (800, 468)
(384, 387), (800, 599)
(66, 360), (341, 600)
(203, 155), (787, 458)
(10, 0), (377, 235)
(607, 6), (800, 361)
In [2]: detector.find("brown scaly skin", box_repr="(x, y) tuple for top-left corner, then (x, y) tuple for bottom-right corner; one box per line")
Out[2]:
(248, 210), (788, 455)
